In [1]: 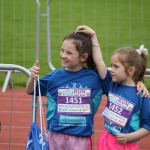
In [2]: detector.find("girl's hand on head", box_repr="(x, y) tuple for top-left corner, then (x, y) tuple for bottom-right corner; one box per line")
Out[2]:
(75, 25), (95, 36)
(30, 60), (40, 79)
(137, 81), (149, 97)
(116, 133), (128, 144)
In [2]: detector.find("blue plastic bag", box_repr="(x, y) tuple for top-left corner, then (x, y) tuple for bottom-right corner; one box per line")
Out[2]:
(25, 122), (49, 150)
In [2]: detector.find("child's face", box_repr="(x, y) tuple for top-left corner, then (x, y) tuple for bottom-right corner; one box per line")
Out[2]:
(60, 39), (84, 71)
(110, 54), (128, 84)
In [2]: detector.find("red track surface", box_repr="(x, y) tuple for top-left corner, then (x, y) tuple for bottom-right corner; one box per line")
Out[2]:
(0, 88), (150, 150)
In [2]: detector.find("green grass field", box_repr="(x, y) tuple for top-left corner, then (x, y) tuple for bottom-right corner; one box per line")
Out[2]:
(0, 0), (150, 90)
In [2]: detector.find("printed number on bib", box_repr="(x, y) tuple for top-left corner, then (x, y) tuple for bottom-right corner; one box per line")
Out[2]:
(66, 97), (82, 104)
(109, 103), (123, 114)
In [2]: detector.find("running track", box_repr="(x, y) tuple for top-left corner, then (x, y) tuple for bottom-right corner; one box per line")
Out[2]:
(0, 88), (150, 150)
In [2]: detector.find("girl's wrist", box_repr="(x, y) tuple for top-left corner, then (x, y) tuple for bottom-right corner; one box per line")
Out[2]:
(92, 44), (100, 47)
(90, 32), (96, 36)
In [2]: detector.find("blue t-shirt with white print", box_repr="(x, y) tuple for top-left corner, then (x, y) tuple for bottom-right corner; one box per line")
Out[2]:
(34, 67), (103, 137)
(101, 70), (150, 137)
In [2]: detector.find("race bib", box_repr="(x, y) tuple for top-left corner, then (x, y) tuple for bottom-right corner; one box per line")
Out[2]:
(102, 92), (135, 128)
(57, 88), (91, 115)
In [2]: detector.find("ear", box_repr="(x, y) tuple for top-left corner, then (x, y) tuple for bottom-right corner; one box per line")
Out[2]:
(128, 67), (135, 76)
(80, 53), (88, 62)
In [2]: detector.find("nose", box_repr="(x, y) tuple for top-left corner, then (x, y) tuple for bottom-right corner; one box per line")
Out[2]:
(110, 67), (113, 73)
(61, 51), (67, 58)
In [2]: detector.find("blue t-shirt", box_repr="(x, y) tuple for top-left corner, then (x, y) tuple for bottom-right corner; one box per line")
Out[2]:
(101, 70), (150, 137)
(34, 67), (103, 136)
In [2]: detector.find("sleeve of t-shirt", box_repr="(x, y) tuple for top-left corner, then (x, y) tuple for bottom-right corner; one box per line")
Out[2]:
(33, 70), (57, 96)
(100, 70), (112, 96)
(140, 96), (150, 131)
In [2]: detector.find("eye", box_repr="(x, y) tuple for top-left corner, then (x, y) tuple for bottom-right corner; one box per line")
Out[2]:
(111, 64), (119, 68)
(65, 50), (73, 55)
(114, 65), (119, 68)
(67, 51), (72, 55)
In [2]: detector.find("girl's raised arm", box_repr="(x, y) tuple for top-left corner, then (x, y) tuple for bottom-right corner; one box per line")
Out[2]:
(75, 25), (107, 79)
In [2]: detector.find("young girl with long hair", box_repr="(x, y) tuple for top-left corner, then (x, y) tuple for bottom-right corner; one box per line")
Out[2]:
(26, 32), (103, 150)
(76, 25), (150, 150)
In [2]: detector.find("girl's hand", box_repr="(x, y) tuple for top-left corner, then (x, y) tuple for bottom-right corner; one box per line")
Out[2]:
(75, 25), (95, 36)
(116, 133), (128, 144)
(30, 60), (40, 79)
(137, 81), (149, 97)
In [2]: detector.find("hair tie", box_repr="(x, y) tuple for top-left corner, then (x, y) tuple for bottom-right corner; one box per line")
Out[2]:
(136, 45), (148, 55)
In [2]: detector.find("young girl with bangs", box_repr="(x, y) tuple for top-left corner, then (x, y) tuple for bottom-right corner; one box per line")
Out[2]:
(76, 25), (150, 150)
(26, 31), (103, 150)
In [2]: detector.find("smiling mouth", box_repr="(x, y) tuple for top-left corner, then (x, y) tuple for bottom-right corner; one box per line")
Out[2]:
(111, 74), (115, 78)
(62, 60), (68, 64)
